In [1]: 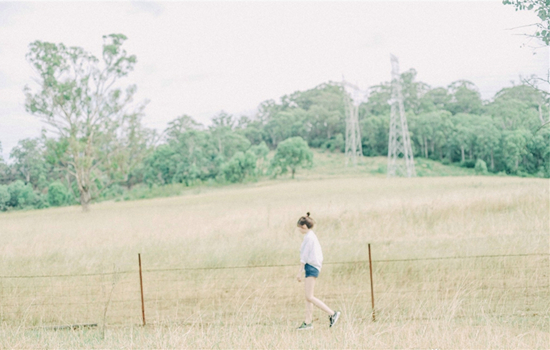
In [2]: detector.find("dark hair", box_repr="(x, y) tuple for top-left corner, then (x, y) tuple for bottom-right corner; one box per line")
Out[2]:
(297, 212), (315, 229)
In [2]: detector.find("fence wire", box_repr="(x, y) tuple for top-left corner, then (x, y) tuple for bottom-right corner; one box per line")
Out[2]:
(0, 253), (548, 328)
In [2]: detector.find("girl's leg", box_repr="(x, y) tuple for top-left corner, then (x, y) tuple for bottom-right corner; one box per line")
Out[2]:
(304, 277), (334, 323)
(305, 300), (313, 324)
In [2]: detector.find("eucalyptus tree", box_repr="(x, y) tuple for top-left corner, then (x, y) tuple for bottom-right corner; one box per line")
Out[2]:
(503, 0), (550, 45)
(0, 142), (11, 185)
(9, 138), (48, 189)
(446, 81), (483, 115)
(473, 116), (501, 171)
(270, 137), (313, 179)
(24, 34), (145, 210)
(165, 114), (203, 142)
(450, 114), (478, 162)
(411, 111), (453, 160)
(502, 129), (531, 173)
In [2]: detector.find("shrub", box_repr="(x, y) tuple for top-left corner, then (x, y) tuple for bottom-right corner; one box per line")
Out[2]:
(0, 185), (9, 211)
(48, 181), (69, 207)
(221, 151), (257, 183)
(7, 180), (36, 209)
(460, 160), (476, 168)
(475, 159), (488, 175)
(33, 193), (50, 209)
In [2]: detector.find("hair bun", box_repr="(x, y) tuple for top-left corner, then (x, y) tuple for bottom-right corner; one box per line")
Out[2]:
(306, 212), (310, 217)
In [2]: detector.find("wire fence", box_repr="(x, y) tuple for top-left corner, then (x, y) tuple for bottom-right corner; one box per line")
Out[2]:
(0, 251), (548, 328)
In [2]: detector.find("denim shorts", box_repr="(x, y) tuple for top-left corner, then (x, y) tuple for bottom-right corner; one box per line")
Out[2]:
(304, 263), (320, 278)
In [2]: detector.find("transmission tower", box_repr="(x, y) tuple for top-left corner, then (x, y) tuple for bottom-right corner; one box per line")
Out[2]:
(387, 54), (416, 177)
(342, 80), (364, 167)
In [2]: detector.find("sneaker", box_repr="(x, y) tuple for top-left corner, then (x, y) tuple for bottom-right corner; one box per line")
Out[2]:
(329, 311), (341, 328)
(297, 322), (313, 330)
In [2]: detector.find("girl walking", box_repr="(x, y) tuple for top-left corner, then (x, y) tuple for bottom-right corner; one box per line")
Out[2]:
(296, 212), (340, 330)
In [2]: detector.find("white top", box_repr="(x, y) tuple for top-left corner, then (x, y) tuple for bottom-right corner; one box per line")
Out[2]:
(300, 230), (323, 271)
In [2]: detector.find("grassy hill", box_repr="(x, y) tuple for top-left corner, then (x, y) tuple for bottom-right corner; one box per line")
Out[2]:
(0, 170), (547, 348)
(301, 150), (477, 178)
(119, 150), (479, 202)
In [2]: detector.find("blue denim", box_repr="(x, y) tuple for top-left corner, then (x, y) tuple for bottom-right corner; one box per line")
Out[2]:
(304, 263), (320, 278)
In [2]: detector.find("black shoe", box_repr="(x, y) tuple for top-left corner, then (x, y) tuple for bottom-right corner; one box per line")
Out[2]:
(329, 311), (341, 328)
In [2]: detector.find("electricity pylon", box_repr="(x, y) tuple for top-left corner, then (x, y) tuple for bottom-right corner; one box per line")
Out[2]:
(387, 54), (416, 177)
(342, 80), (364, 167)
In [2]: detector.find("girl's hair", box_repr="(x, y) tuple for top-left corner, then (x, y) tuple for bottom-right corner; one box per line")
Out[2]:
(297, 212), (315, 229)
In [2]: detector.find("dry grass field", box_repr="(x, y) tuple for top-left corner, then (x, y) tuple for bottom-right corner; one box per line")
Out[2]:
(0, 169), (548, 348)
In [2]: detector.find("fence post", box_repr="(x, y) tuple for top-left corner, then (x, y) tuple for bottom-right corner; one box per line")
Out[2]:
(368, 243), (376, 321)
(138, 253), (146, 326)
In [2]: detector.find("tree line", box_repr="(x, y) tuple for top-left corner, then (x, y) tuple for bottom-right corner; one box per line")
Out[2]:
(0, 34), (548, 212)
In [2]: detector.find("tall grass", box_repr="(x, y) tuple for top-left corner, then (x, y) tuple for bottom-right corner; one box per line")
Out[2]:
(0, 176), (548, 348)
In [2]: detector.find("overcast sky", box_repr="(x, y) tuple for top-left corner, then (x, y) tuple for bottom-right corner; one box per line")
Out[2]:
(0, 0), (548, 161)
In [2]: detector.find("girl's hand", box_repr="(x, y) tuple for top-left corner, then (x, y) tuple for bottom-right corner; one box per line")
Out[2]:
(296, 274), (302, 282)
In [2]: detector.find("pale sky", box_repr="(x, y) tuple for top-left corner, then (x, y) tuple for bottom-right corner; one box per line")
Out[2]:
(0, 0), (548, 161)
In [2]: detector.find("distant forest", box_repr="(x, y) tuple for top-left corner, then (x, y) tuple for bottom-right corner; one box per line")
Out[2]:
(1, 53), (548, 211)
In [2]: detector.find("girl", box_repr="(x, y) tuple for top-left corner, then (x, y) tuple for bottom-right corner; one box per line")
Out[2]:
(296, 212), (340, 330)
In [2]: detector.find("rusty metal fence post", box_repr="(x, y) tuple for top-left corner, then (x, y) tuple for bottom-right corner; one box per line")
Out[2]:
(138, 253), (146, 326)
(368, 243), (376, 321)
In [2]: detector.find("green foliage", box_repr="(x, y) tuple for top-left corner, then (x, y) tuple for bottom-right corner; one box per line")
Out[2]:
(475, 159), (488, 175)
(47, 181), (69, 207)
(144, 144), (178, 185)
(270, 137), (313, 178)
(9, 138), (49, 190)
(446, 81), (483, 115)
(0, 185), (9, 211)
(503, 0), (550, 45)
(221, 151), (257, 183)
(9, 46), (550, 214)
(501, 129), (531, 174)
(7, 180), (36, 209)
(250, 142), (270, 175)
(33, 193), (49, 209)
(24, 34), (147, 210)
(322, 133), (345, 152)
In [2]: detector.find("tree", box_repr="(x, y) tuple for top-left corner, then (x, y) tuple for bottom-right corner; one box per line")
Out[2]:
(143, 144), (178, 185)
(360, 114), (389, 156)
(264, 109), (308, 148)
(450, 114), (478, 163)
(475, 159), (488, 175)
(421, 87), (451, 112)
(446, 81), (483, 115)
(410, 111), (452, 159)
(236, 116), (264, 146)
(170, 130), (219, 185)
(24, 34), (144, 211)
(502, 129), (531, 173)
(0, 185), (9, 211)
(47, 181), (69, 207)
(502, 1), (550, 132)
(165, 115), (202, 142)
(270, 137), (313, 179)
(400, 69), (432, 115)
(209, 111), (235, 157)
(0, 142), (12, 185)
(250, 142), (269, 175)
(115, 109), (158, 189)
(473, 116), (501, 171)
(221, 151), (257, 183)
(503, 0), (550, 45)
(7, 180), (36, 209)
(9, 138), (48, 189)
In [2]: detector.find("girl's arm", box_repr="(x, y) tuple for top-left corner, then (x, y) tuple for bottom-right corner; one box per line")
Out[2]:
(296, 263), (305, 282)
